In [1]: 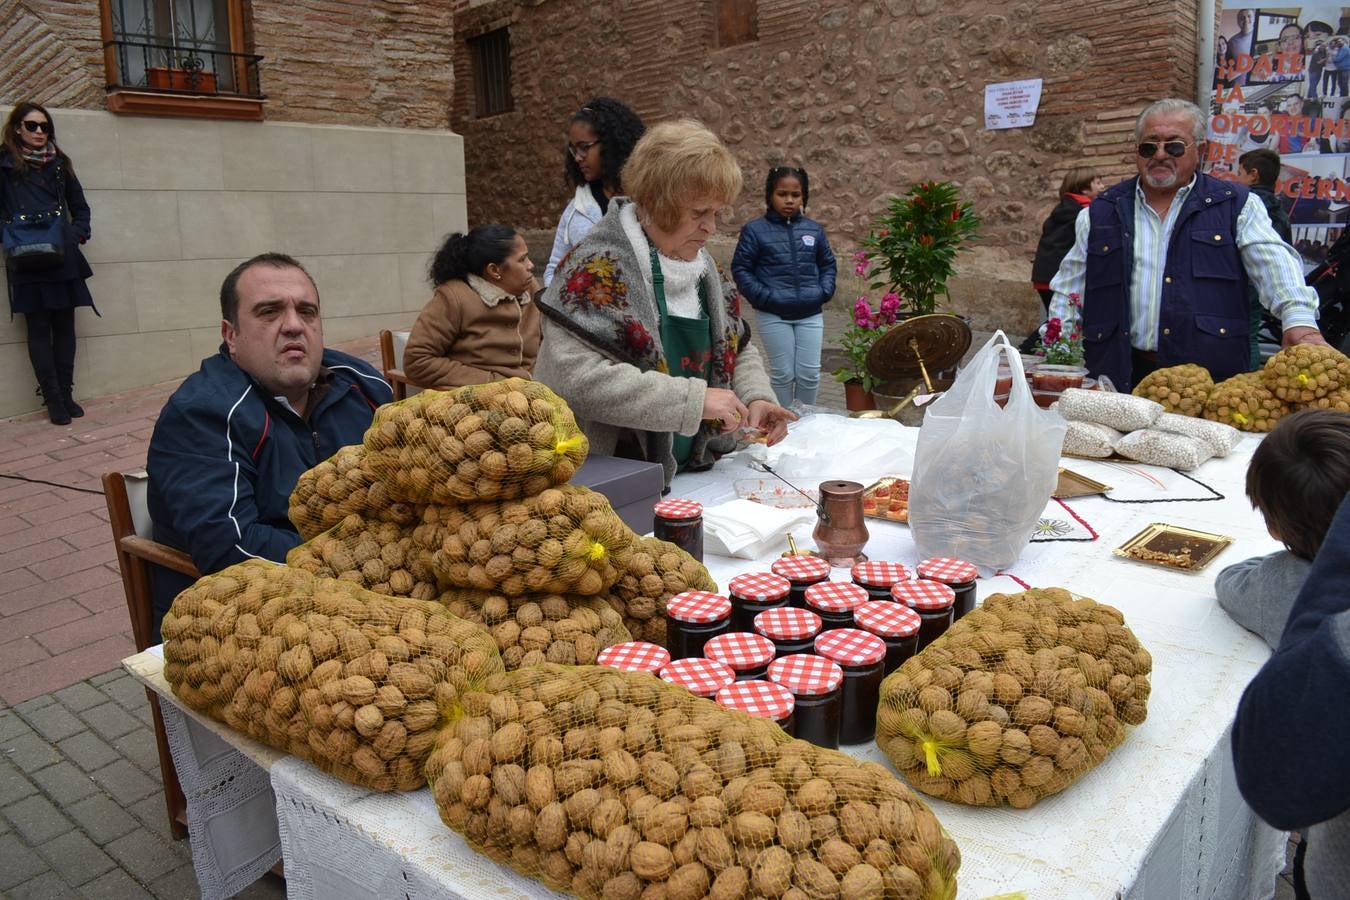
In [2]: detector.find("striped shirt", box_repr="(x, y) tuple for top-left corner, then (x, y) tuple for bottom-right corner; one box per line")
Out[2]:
(1048, 178), (1319, 351)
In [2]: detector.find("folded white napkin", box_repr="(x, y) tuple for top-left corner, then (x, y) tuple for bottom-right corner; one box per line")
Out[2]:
(703, 498), (818, 559)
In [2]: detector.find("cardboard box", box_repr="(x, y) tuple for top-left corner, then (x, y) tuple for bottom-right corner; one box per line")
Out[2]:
(573, 455), (664, 535)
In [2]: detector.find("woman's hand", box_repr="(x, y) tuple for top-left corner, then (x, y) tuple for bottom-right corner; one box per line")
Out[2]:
(703, 387), (750, 433)
(746, 399), (797, 446)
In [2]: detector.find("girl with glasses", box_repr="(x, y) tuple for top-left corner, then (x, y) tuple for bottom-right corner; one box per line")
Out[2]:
(1, 101), (95, 426)
(542, 97), (645, 287)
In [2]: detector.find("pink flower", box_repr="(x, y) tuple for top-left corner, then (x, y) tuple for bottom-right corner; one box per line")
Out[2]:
(1044, 317), (1062, 344)
(1069, 291), (1083, 310)
(853, 297), (872, 327)
(879, 293), (900, 314)
(853, 251), (870, 277)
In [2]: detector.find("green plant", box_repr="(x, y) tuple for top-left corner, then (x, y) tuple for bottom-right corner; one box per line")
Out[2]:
(1038, 293), (1085, 365)
(861, 181), (981, 316)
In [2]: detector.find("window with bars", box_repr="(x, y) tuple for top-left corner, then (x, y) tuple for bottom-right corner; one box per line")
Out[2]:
(107, 0), (242, 92)
(716, 0), (757, 48)
(469, 27), (513, 118)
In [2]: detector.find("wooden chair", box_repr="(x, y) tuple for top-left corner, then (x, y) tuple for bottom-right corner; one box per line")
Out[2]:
(102, 470), (199, 841)
(379, 328), (420, 400)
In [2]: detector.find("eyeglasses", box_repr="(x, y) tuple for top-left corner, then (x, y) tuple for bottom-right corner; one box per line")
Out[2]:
(567, 139), (600, 160)
(20, 121), (51, 134)
(1137, 140), (1191, 158)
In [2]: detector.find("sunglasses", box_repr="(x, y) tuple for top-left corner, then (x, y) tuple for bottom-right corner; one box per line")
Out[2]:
(567, 139), (600, 160)
(20, 121), (51, 134)
(1137, 140), (1190, 158)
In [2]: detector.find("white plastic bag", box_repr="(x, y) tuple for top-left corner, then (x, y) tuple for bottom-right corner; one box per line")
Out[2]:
(909, 331), (1068, 572)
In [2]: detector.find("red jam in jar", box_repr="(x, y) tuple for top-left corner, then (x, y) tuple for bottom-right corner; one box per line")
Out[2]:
(805, 580), (870, 631)
(849, 560), (910, 602)
(891, 580), (956, 651)
(715, 679), (796, 734)
(771, 554), (832, 608)
(754, 607), (823, 659)
(813, 628), (887, 745)
(728, 572), (792, 634)
(703, 631), (777, 681)
(665, 590), (732, 661)
(659, 657), (736, 699)
(767, 654), (844, 750)
(852, 601), (921, 676)
(596, 641), (671, 675)
(653, 498), (704, 562)
(917, 557), (979, 620)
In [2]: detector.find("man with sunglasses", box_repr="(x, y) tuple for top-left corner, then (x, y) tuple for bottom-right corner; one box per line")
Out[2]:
(1046, 98), (1324, 391)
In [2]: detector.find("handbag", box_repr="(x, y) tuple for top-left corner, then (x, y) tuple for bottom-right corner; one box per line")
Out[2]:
(3, 207), (66, 272)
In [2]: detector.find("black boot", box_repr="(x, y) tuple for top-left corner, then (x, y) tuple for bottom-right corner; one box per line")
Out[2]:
(57, 379), (84, 418)
(36, 378), (71, 426)
(54, 333), (83, 418)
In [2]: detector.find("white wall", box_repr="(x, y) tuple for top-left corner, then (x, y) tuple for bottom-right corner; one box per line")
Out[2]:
(0, 108), (468, 417)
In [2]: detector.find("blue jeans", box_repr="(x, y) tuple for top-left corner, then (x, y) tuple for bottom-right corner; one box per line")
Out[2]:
(755, 310), (823, 406)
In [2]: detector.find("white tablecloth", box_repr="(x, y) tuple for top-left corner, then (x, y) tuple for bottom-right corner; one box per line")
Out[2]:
(124, 413), (1286, 900)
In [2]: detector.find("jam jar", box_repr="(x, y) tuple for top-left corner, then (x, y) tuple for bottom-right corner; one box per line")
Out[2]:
(727, 572), (792, 634)
(754, 607), (823, 659)
(596, 641), (671, 675)
(890, 580), (956, 651)
(715, 679), (796, 735)
(850, 560), (910, 602)
(852, 601), (921, 677)
(659, 657), (736, 700)
(917, 557), (979, 620)
(767, 654), (844, 750)
(804, 581), (870, 632)
(771, 554), (832, 609)
(653, 498), (704, 562)
(665, 590), (732, 661)
(703, 631), (777, 682)
(813, 628), (888, 745)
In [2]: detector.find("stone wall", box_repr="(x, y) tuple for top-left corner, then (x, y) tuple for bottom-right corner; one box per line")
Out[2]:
(454, 0), (1205, 333)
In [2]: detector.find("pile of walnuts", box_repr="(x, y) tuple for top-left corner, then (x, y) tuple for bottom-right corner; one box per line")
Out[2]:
(603, 536), (718, 646)
(286, 513), (439, 601)
(437, 589), (632, 669)
(1202, 372), (1288, 433)
(161, 560), (503, 791)
(289, 445), (420, 540)
(425, 664), (961, 900)
(1131, 364), (1213, 417)
(877, 588), (1151, 809)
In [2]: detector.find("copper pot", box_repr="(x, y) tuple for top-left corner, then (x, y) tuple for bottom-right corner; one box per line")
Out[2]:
(813, 480), (869, 566)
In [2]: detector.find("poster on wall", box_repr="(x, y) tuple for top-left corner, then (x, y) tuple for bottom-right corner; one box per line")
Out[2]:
(1207, 4), (1350, 267)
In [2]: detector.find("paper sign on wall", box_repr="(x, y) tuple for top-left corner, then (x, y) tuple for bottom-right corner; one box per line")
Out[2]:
(984, 79), (1043, 130)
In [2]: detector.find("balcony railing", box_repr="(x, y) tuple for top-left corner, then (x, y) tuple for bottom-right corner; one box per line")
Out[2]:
(104, 39), (264, 99)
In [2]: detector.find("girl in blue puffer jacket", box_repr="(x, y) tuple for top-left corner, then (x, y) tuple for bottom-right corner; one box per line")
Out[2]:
(732, 166), (837, 408)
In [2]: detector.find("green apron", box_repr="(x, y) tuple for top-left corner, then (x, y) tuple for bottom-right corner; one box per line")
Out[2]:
(650, 248), (714, 468)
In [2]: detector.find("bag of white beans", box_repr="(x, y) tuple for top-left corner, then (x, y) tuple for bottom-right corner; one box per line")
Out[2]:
(1062, 421), (1122, 459)
(1114, 429), (1214, 471)
(1153, 412), (1242, 457)
(1057, 389), (1163, 432)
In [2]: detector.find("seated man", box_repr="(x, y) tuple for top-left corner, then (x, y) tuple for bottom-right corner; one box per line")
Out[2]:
(147, 253), (391, 638)
(1048, 98), (1325, 391)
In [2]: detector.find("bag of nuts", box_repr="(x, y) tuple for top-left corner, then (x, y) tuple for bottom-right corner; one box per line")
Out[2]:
(289, 444), (421, 541)
(424, 664), (961, 900)
(286, 513), (439, 601)
(408, 486), (637, 597)
(436, 589), (633, 669)
(161, 560), (503, 792)
(876, 588), (1151, 809)
(603, 536), (718, 647)
(363, 378), (589, 506)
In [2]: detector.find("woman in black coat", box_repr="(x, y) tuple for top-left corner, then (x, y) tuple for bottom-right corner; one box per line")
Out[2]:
(1022, 167), (1102, 352)
(1, 102), (95, 425)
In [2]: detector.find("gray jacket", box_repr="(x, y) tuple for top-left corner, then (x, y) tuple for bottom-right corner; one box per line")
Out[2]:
(1215, 550), (1313, 648)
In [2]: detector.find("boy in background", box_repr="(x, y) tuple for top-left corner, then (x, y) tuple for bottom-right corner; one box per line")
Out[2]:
(1238, 148), (1293, 370)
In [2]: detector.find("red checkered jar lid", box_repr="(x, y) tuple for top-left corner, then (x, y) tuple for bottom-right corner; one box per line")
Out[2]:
(727, 572), (792, 603)
(716, 680), (795, 721)
(767, 653), (844, 696)
(703, 632), (776, 671)
(891, 579), (956, 611)
(666, 590), (732, 624)
(596, 641), (671, 674)
(849, 560), (910, 587)
(754, 606), (822, 641)
(771, 555), (831, 582)
(853, 601), (922, 639)
(804, 580), (869, 613)
(654, 498), (703, 520)
(813, 628), (887, 667)
(917, 557), (978, 584)
(660, 658), (736, 697)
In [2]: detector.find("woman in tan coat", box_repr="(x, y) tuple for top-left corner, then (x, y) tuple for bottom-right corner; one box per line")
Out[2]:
(403, 225), (542, 388)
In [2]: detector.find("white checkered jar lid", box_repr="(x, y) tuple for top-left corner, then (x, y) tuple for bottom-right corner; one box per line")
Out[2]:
(917, 557), (978, 584)
(804, 580), (869, 613)
(754, 606), (823, 641)
(771, 554), (831, 582)
(891, 579), (956, 611)
(660, 657), (736, 697)
(654, 498), (703, 520)
(666, 590), (732, 624)
(813, 628), (887, 667)
(703, 632), (776, 671)
(727, 572), (792, 603)
(716, 679), (795, 721)
(767, 653), (844, 696)
(596, 641), (671, 674)
(849, 560), (910, 587)
(853, 601), (922, 639)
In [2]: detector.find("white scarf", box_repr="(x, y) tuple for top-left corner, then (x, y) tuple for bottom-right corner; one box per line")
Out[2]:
(620, 203), (707, 319)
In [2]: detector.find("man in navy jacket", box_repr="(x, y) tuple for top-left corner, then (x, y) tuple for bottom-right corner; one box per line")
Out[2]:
(1232, 493), (1350, 897)
(146, 253), (391, 638)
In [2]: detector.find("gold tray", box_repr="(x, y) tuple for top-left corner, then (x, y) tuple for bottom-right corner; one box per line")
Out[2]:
(1113, 523), (1233, 573)
(1053, 467), (1112, 499)
(862, 475), (910, 524)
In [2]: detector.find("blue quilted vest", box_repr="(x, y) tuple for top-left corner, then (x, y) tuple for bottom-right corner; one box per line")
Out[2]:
(1082, 174), (1251, 390)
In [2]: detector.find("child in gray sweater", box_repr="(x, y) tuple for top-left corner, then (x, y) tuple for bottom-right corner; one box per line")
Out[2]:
(1217, 410), (1350, 647)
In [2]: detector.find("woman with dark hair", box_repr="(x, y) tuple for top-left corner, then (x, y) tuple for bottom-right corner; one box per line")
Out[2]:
(542, 97), (645, 286)
(1, 101), (95, 425)
(1022, 166), (1102, 352)
(401, 225), (541, 388)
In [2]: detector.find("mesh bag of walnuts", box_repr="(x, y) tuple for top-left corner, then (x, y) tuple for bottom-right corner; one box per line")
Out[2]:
(161, 560), (503, 792)
(603, 536), (717, 647)
(424, 664), (961, 900)
(1202, 372), (1289, 432)
(1131, 364), (1214, 417)
(363, 379), (589, 506)
(286, 513), (439, 601)
(1298, 388), (1350, 412)
(289, 444), (421, 541)
(408, 486), (637, 596)
(876, 588), (1151, 809)
(1260, 344), (1350, 404)
(436, 588), (633, 670)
